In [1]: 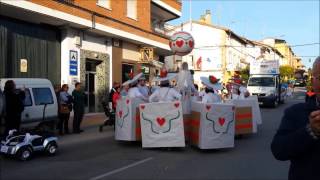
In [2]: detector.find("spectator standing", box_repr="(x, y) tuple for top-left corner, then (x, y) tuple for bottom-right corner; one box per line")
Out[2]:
(0, 88), (4, 135)
(72, 82), (86, 134)
(271, 56), (320, 180)
(3, 80), (25, 135)
(58, 84), (72, 135)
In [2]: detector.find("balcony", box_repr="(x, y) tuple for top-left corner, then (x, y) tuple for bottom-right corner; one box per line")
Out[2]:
(57, 0), (74, 4)
(151, 20), (174, 37)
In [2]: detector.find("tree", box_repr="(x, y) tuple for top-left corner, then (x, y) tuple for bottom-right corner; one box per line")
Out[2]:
(239, 66), (250, 82)
(279, 65), (294, 80)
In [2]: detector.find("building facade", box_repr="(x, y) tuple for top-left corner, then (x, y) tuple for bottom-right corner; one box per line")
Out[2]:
(167, 10), (249, 86)
(0, 0), (181, 112)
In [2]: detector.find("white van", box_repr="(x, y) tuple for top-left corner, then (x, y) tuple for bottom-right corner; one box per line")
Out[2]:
(0, 78), (58, 129)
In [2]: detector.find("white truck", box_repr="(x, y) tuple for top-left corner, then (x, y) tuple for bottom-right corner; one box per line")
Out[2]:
(247, 60), (286, 107)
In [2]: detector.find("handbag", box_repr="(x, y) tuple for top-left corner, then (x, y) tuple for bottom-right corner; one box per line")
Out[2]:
(59, 104), (70, 114)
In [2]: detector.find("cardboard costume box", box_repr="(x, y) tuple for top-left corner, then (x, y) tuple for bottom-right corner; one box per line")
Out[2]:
(190, 102), (235, 149)
(234, 107), (253, 135)
(115, 98), (144, 141)
(139, 101), (185, 148)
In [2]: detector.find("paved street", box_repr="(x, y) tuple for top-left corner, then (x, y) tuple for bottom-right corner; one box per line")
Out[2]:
(0, 89), (307, 180)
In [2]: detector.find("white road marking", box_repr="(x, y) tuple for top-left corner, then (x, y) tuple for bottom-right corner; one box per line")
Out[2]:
(90, 157), (154, 180)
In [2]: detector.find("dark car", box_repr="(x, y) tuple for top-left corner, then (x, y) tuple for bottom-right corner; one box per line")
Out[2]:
(294, 79), (306, 87)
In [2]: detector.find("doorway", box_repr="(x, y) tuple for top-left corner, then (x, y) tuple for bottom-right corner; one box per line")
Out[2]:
(85, 59), (102, 113)
(122, 63), (134, 82)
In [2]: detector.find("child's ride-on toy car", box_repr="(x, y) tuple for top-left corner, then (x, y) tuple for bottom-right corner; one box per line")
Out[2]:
(0, 130), (58, 161)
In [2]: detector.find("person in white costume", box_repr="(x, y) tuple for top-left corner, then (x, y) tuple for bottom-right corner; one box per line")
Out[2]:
(200, 75), (222, 103)
(149, 71), (181, 103)
(176, 62), (197, 114)
(229, 75), (250, 100)
(137, 75), (149, 98)
(123, 73), (148, 101)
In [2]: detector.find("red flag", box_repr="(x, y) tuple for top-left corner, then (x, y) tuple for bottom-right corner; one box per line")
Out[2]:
(196, 56), (202, 69)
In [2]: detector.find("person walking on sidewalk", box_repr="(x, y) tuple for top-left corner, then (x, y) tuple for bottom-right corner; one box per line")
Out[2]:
(58, 84), (72, 135)
(72, 82), (86, 134)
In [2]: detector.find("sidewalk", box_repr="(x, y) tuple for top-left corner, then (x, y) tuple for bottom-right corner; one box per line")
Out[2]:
(59, 113), (114, 146)
(69, 112), (106, 130)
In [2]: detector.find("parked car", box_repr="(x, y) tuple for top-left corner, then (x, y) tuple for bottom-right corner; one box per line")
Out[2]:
(0, 130), (58, 161)
(294, 78), (306, 87)
(0, 78), (58, 130)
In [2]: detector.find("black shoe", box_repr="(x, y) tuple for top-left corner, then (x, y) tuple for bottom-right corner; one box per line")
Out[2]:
(79, 130), (84, 133)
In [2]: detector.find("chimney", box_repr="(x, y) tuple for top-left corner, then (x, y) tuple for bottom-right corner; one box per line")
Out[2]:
(204, 10), (212, 24)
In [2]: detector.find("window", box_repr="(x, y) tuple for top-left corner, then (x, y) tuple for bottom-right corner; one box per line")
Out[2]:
(97, 0), (111, 10)
(32, 88), (53, 105)
(248, 77), (275, 87)
(127, 0), (137, 20)
(24, 89), (32, 106)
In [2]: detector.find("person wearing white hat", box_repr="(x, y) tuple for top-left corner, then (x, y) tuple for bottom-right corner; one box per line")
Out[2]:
(122, 73), (148, 101)
(229, 76), (250, 100)
(200, 75), (222, 103)
(137, 75), (149, 98)
(149, 70), (181, 103)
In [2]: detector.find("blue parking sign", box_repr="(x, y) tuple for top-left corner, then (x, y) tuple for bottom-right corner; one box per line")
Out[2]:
(69, 50), (78, 76)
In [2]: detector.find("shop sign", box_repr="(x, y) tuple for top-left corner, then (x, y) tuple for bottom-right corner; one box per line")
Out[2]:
(69, 50), (78, 76)
(20, 59), (27, 73)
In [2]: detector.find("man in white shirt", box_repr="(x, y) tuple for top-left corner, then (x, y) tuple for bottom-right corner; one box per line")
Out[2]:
(200, 76), (223, 103)
(149, 73), (181, 103)
(137, 76), (149, 98)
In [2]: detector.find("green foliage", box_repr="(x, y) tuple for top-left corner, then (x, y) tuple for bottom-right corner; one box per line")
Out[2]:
(279, 65), (294, 80)
(239, 66), (250, 82)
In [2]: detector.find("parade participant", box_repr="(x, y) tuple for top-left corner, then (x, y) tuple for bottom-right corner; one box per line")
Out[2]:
(230, 75), (250, 99)
(176, 62), (197, 114)
(271, 56), (320, 180)
(137, 75), (149, 98)
(3, 80), (25, 135)
(112, 86), (121, 110)
(126, 73), (148, 101)
(120, 83), (129, 97)
(109, 82), (120, 108)
(72, 82), (86, 134)
(200, 75), (223, 103)
(149, 70), (181, 103)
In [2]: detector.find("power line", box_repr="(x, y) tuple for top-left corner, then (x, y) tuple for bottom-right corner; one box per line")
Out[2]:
(193, 42), (319, 49)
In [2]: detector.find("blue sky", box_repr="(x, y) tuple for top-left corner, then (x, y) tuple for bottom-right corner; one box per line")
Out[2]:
(170, 0), (320, 68)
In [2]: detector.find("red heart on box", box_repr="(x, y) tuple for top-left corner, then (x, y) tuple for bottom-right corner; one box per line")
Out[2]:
(218, 117), (225, 126)
(140, 105), (145, 110)
(176, 40), (184, 48)
(119, 111), (123, 118)
(206, 105), (211, 111)
(189, 40), (194, 48)
(174, 102), (180, 108)
(126, 99), (130, 104)
(156, 117), (166, 126)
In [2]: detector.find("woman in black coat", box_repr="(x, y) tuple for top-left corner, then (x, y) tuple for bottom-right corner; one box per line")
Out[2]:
(4, 80), (25, 135)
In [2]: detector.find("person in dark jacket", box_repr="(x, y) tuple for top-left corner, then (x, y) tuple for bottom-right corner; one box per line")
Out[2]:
(271, 56), (320, 180)
(3, 80), (25, 135)
(72, 82), (86, 134)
